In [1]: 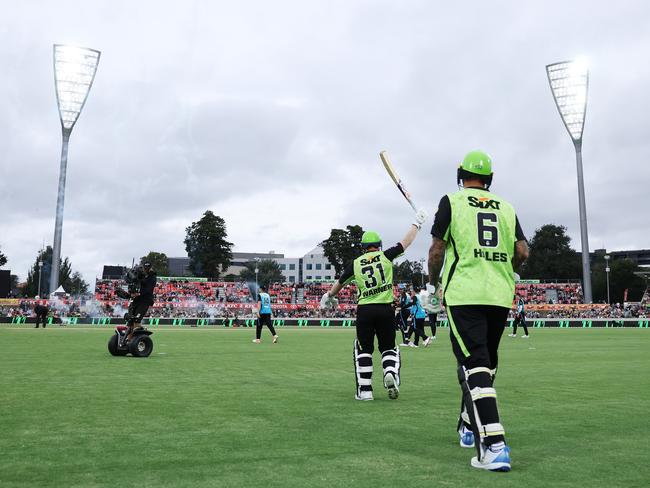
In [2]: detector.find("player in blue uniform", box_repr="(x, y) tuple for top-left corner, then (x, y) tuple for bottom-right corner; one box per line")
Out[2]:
(409, 287), (432, 347)
(253, 285), (278, 344)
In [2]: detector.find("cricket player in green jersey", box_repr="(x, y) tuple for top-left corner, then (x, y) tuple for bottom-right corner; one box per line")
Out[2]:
(426, 150), (529, 471)
(322, 211), (428, 401)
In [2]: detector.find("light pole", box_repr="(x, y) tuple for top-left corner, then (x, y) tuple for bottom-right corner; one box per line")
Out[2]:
(49, 44), (100, 294)
(419, 258), (425, 288)
(37, 261), (43, 297)
(604, 254), (611, 304)
(254, 257), (260, 301)
(546, 60), (592, 303)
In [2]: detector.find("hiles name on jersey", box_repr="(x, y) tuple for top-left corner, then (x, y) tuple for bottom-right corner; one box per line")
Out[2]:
(468, 195), (508, 263)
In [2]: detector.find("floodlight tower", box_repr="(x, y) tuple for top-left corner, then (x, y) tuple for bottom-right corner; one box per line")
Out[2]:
(254, 257), (261, 301)
(546, 60), (592, 303)
(604, 254), (611, 304)
(419, 258), (425, 287)
(49, 45), (100, 294)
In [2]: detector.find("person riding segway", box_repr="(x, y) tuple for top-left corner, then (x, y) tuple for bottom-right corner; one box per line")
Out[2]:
(108, 262), (157, 357)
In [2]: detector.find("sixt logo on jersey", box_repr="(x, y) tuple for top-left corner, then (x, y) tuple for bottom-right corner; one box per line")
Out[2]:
(359, 254), (381, 266)
(468, 196), (501, 210)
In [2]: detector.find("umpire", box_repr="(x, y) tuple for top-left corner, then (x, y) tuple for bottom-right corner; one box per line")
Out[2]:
(34, 301), (49, 328)
(426, 150), (528, 471)
(322, 210), (427, 401)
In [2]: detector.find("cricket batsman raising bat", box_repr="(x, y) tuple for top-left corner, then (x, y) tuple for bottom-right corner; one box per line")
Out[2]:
(319, 151), (428, 401)
(380, 151), (440, 314)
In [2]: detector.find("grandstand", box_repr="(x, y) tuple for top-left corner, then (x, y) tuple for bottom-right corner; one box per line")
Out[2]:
(0, 277), (646, 321)
(88, 277), (644, 319)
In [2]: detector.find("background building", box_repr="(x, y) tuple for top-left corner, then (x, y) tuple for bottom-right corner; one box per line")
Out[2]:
(168, 257), (191, 277)
(101, 265), (126, 280)
(301, 245), (335, 282)
(104, 245), (336, 283)
(226, 251), (285, 277)
(275, 257), (301, 283)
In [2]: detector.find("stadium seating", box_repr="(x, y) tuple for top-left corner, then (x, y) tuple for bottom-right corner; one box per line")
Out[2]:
(94, 278), (586, 307)
(515, 282), (583, 304)
(2, 279), (644, 319)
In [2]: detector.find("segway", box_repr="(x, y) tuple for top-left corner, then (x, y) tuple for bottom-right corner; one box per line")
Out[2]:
(109, 265), (155, 357)
(107, 325), (154, 357)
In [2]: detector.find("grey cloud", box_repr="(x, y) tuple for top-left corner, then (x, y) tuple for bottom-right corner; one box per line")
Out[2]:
(1, 0), (648, 284)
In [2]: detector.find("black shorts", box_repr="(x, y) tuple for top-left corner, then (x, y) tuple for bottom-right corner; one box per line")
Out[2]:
(356, 303), (395, 354)
(446, 305), (509, 369)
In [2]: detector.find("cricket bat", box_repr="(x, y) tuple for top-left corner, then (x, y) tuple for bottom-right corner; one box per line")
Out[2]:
(379, 150), (418, 212)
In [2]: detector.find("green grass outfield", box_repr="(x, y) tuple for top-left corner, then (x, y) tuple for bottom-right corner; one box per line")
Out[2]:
(0, 326), (648, 488)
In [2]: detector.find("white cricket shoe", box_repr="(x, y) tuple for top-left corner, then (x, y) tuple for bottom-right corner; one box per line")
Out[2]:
(409, 343), (418, 348)
(399, 342), (409, 347)
(508, 334), (516, 337)
(459, 425), (475, 448)
(384, 373), (399, 400)
(423, 336), (432, 347)
(252, 339), (261, 343)
(521, 335), (529, 339)
(273, 335), (279, 343)
(355, 390), (374, 401)
(471, 442), (511, 472)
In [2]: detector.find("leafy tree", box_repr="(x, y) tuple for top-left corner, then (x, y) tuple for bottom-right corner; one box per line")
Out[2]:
(321, 225), (364, 276)
(140, 251), (169, 276)
(68, 272), (89, 296)
(239, 260), (284, 288)
(591, 256), (645, 303)
(24, 246), (73, 297)
(394, 259), (428, 287)
(519, 224), (581, 280)
(184, 211), (233, 280)
(0, 246), (7, 268)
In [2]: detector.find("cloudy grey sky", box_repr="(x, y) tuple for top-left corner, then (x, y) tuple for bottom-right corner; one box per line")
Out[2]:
(1, 0), (648, 284)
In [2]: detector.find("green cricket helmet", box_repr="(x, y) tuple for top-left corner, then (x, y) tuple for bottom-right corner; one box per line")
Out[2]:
(361, 230), (382, 249)
(457, 150), (494, 188)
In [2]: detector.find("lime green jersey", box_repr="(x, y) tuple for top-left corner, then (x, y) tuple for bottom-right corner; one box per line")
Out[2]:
(350, 250), (395, 305)
(442, 188), (517, 308)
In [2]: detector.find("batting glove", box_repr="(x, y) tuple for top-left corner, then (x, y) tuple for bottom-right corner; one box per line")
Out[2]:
(320, 293), (329, 309)
(423, 283), (441, 314)
(413, 208), (428, 229)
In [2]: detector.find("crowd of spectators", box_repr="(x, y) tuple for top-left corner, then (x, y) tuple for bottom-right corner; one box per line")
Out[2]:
(2, 279), (647, 320)
(95, 278), (589, 307)
(542, 303), (647, 319)
(0, 297), (93, 319)
(515, 282), (584, 304)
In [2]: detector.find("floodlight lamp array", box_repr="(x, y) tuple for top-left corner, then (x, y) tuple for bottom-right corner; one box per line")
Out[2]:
(546, 61), (589, 141)
(53, 45), (100, 131)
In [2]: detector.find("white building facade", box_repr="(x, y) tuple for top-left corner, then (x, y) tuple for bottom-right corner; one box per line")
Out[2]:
(300, 245), (335, 282)
(275, 257), (301, 283)
(167, 245), (336, 284)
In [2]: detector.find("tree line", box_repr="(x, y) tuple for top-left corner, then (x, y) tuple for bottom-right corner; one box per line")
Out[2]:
(320, 223), (646, 303)
(1, 219), (645, 303)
